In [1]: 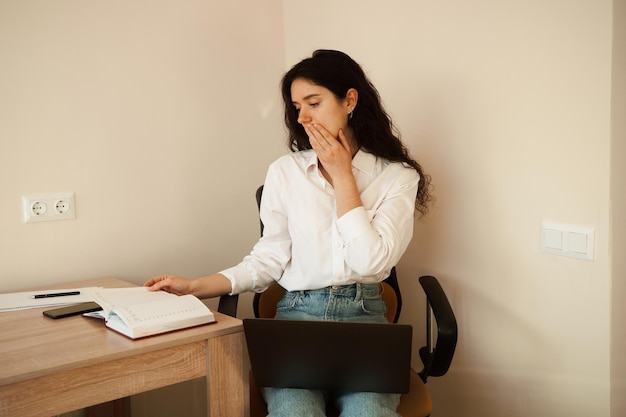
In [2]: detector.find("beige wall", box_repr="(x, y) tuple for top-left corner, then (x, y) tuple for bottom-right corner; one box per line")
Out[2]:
(0, 1), (284, 415)
(0, 0), (285, 295)
(1, 1), (621, 416)
(611, 0), (626, 416)
(284, 0), (615, 416)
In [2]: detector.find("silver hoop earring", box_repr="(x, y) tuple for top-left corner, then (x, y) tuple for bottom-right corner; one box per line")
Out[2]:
(348, 111), (353, 121)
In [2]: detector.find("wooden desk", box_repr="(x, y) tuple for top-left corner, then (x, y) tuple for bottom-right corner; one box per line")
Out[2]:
(0, 278), (245, 417)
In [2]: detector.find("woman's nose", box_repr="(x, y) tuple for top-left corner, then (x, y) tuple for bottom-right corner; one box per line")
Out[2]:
(297, 108), (310, 124)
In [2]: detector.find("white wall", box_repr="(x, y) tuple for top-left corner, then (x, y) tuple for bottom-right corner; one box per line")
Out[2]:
(283, 0), (614, 416)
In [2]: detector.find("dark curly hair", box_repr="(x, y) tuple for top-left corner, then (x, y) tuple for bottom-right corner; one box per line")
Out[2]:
(280, 49), (432, 217)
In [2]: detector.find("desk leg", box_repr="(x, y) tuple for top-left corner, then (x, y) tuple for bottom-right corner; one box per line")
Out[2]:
(206, 332), (245, 417)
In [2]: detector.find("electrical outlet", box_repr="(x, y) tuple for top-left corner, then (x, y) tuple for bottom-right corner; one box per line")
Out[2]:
(55, 199), (71, 214)
(23, 193), (76, 223)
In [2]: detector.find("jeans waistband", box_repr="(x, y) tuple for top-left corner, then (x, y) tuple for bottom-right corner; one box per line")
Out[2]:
(293, 282), (382, 298)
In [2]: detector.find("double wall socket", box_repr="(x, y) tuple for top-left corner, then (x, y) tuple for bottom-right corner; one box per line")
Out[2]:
(23, 193), (76, 223)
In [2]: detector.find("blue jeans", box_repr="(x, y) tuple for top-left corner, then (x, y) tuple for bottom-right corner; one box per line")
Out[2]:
(262, 283), (401, 417)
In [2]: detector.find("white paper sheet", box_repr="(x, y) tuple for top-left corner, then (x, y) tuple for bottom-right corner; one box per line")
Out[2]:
(0, 287), (99, 312)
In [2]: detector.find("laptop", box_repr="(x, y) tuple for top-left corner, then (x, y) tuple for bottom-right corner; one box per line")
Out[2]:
(243, 318), (413, 393)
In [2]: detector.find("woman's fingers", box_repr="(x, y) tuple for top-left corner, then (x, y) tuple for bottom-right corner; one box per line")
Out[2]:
(144, 275), (183, 294)
(305, 123), (326, 151)
(337, 128), (352, 155)
(306, 123), (342, 154)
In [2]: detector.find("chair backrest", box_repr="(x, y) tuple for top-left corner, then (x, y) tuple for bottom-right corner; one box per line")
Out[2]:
(253, 184), (402, 323)
(255, 185), (264, 235)
(417, 275), (458, 382)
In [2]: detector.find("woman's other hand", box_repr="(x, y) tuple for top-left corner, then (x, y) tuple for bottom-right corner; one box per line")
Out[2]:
(143, 273), (233, 299)
(144, 275), (194, 296)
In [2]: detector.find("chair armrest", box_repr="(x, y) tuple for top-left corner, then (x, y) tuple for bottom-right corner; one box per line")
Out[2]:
(419, 275), (458, 378)
(217, 294), (239, 318)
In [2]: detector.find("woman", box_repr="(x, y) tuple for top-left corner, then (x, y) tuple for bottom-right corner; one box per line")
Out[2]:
(144, 49), (431, 417)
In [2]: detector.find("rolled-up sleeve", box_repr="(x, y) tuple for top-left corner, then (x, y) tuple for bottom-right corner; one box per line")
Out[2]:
(336, 168), (419, 277)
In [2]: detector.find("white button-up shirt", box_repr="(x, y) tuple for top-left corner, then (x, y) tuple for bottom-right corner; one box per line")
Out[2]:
(221, 149), (420, 294)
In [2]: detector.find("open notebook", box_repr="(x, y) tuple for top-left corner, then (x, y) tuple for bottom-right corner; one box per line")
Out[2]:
(244, 318), (413, 393)
(84, 287), (215, 339)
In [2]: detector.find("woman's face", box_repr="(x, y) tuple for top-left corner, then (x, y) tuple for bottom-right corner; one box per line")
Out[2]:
(290, 78), (352, 138)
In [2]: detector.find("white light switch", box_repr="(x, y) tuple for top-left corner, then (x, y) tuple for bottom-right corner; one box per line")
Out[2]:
(568, 232), (588, 254)
(543, 228), (563, 250)
(541, 222), (594, 260)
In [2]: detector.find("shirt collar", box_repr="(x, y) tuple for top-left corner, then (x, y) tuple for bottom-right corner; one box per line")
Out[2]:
(351, 149), (377, 176)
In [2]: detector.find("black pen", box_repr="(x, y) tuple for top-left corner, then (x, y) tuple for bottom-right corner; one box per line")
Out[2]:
(32, 291), (81, 299)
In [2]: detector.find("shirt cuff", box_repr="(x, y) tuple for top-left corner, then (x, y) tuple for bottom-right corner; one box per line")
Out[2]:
(336, 206), (371, 243)
(219, 264), (254, 295)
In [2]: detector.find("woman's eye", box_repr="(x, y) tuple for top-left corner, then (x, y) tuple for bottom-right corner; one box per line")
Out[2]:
(309, 102), (319, 108)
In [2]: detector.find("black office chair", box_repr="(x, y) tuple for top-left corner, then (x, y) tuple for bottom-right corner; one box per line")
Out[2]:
(246, 185), (458, 417)
(248, 274), (456, 417)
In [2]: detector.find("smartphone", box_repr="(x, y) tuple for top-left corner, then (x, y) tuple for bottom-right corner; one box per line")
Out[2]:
(43, 302), (102, 319)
